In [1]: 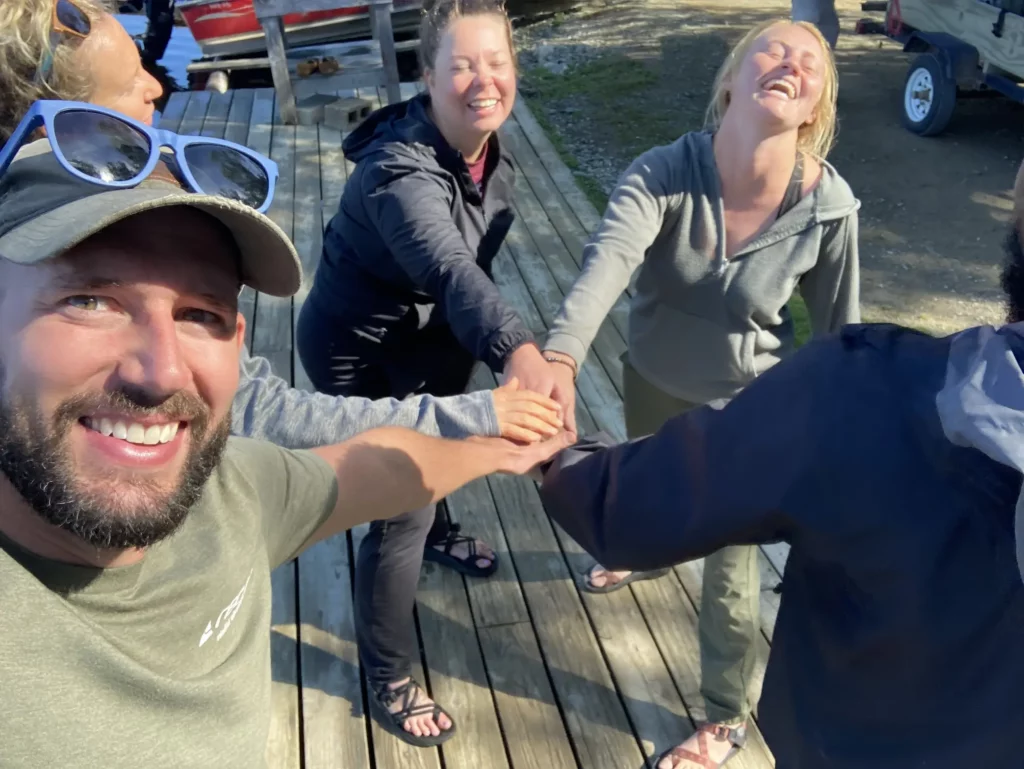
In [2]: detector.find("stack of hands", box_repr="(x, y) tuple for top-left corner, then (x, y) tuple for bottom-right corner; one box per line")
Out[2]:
(471, 342), (581, 481)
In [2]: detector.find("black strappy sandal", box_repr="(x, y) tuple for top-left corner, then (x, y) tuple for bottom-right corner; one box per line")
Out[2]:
(368, 678), (457, 748)
(423, 522), (499, 577)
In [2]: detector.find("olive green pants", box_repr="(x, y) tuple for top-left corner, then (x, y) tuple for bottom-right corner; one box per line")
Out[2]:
(621, 355), (761, 725)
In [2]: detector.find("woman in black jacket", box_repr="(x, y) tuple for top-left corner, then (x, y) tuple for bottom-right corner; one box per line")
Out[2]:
(296, 0), (558, 747)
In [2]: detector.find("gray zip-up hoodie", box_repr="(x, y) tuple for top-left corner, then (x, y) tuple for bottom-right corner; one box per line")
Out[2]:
(230, 346), (499, 447)
(544, 130), (861, 403)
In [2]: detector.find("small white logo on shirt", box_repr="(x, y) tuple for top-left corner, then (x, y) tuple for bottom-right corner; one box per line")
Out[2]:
(199, 569), (253, 647)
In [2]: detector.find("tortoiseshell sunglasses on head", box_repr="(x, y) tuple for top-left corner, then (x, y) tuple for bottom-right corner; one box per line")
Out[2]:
(34, 0), (92, 84)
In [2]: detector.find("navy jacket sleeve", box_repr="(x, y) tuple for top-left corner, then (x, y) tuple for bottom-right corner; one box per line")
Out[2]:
(361, 163), (534, 372)
(538, 336), (839, 571)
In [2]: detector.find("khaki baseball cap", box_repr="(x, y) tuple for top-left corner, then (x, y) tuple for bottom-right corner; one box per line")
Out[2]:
(0, 140), (302, 297)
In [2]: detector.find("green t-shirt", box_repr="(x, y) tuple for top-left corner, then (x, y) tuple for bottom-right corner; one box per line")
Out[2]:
(0, 436), (339, 768)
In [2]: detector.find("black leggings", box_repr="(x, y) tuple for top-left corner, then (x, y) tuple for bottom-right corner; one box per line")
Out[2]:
(296, 302), (475, 686)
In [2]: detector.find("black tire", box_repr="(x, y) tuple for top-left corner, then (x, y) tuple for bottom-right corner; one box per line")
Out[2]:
(902, 52), (957, 136)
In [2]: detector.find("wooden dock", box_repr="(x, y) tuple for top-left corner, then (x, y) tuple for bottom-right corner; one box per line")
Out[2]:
(161, 84), (782, 769)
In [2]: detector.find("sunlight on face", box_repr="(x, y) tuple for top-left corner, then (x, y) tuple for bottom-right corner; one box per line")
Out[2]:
(732, 22), (826, 130)
(426, 15), (516, 145)
(77, 13), (164, 126)
(0, 209), (244, 549)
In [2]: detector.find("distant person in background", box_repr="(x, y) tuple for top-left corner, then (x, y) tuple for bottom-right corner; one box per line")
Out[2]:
(539, 18), (859, 769)
(792, 0), (840, 49)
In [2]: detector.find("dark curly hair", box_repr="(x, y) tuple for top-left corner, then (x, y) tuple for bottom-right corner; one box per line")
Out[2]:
(1001, 223), (1024, 324)
(417, 0), (515, 73)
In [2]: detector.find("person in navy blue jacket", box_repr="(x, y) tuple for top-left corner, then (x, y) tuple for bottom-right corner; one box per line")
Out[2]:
(295, 0), (561, 748)
(535, 161), (1024, 769)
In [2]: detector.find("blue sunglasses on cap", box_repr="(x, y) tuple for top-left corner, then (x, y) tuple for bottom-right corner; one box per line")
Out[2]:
(0, 100), (278, 213)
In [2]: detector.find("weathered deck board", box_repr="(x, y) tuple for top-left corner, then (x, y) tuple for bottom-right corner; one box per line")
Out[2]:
(162, 85), (780, 769)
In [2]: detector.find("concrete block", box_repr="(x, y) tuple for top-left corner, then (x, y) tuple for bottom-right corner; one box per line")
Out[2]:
(323, 96), (374, 131)
(295, 93), (342, 126)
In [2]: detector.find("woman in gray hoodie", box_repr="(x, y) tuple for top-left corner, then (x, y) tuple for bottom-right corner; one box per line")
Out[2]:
(541, 19), (860, 769)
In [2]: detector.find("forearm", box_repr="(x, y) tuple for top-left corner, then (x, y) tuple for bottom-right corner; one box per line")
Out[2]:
(543, 248), (636, 365)
(308, 428), (508, 542)
(232, 349), (501, 446)
(543, 161), (662, 363)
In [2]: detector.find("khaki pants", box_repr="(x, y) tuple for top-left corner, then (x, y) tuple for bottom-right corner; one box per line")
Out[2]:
(622, 355), (761, 725)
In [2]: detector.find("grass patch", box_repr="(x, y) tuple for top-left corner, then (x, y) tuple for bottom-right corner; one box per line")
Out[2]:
(521, 55), (681, 160)
(525, 102), (610, 213)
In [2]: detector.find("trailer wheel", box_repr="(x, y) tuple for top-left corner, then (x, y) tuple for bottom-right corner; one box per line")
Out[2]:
(902, 53), (957, 136)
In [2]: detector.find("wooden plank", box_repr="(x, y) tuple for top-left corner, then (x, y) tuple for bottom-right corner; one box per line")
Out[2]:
(267, 571), (302, 769)
(236, 86), (276, 346)
(473, 359), (684, 765)
(199, 91), (233, 138)
(371, 1), (402, 106)
(415, 561), (511, 769)
(629, 569), (776, 769)
(477, 622), (579, 769)
(486, 472), (645, 767)
(549, 518), (699, 764)
(498, 123), (591, 270)
(348, 526), (441, 769)
(257, 92), (302, 769)
(289, 121), (323, 393)
(157, 91), (190, 133)
(501, 119), (640, 302)
(443, 467), (531, 628)
(223, 89), (255, 146)
(501, 216), (627, 411)
(177, 90), (212, 137)
(318, 100), (348, 226)
(252, 96), (297, 373)
(297, 532), (371, 769)
(292, 95), (371, 769)
(261, 17), (298, 125)
(505, 173), (627, 395)
(510, 98), (603, 234)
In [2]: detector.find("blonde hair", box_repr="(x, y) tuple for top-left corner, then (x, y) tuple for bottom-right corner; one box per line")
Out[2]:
(0, 0), (113, 145)
(704, 19), (838, 160)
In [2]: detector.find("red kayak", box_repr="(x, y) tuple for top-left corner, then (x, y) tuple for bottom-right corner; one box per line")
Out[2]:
(177, 0), (423, 59)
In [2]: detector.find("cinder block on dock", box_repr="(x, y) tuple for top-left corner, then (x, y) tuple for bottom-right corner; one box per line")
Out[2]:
(324, 96), (374, 131)
(295, 93), (343, 126)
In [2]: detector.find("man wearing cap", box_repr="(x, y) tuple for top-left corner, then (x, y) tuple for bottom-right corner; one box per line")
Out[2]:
(0, 143), (572, 768)
(536, 168), (1024, 766)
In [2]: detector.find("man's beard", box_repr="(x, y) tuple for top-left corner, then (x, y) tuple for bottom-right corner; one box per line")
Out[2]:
(0, 383), (229, 551)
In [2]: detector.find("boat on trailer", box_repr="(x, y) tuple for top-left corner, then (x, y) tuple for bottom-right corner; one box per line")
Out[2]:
(176, 0), (421, 89)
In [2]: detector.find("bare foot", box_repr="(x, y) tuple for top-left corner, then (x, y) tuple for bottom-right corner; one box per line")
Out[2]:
(431, 537), (495, 571)
(585, 563), (633, 589)
(657, 723), (746, 768)
(386, 678), (453, 738)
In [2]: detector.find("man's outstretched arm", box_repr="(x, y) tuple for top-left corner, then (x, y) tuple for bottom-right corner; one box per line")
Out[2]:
(538, 337), (841, 572)
(308, 429), (574, 547)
